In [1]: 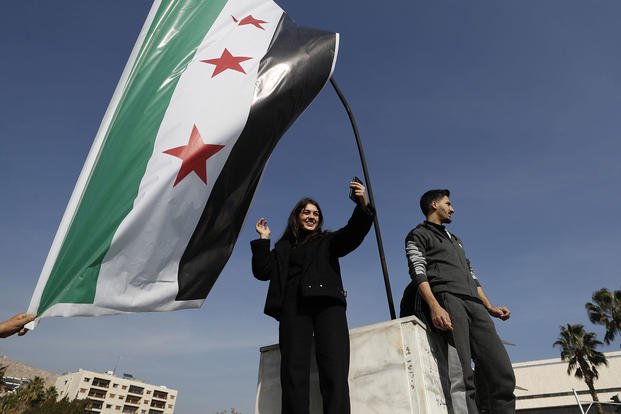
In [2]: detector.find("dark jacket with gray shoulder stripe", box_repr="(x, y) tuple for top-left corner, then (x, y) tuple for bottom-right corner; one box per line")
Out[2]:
(405, 221), (481, 299)
(251, 204), (375, 321)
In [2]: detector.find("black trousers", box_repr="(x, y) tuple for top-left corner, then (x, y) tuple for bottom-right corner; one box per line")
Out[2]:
(438, 293), (516, 414)
(279, 287), (350, 414)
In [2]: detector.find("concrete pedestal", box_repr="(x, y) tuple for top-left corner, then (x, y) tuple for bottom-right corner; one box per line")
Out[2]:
(255, 316), (450, 414)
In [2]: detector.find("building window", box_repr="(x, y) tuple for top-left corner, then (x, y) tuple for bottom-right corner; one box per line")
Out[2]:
(92, 377), (111, 388)
(88, 400), (104, 410)
(152, 390), (167, 400)
(150, 400), (166, 409)
(128, 385), (145, 395)
(122, 385), (127, 390)
(80, 388), (87, 393)
(126, 395), (141, 405)
(107, 404), (112, 409)
(84, 377), (91, 382)
(87, 388), (107, 399)
(146, 390), (151, 394)
(113, 383), (119, 388)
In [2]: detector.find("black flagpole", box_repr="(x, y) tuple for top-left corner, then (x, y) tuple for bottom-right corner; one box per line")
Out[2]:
(329, 77), (397, 320)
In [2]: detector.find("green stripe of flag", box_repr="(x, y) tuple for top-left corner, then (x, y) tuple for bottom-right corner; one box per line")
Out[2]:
(38, 0), (228, 315)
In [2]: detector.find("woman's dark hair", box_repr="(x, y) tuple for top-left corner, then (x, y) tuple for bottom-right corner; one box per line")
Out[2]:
(278, 197), (325, 243)
(420, 189), (450, 216)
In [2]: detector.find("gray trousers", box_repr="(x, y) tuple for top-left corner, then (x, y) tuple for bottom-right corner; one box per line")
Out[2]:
(437, 293), (516, 414)
(428, 332), (468, 413)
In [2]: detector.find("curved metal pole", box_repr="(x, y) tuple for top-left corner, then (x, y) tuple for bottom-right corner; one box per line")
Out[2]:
(329, 77), (396, 320)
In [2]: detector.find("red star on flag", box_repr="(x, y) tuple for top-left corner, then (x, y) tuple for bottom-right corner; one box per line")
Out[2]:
(163, 125), (225, 186)
(201, 49), (252, 78)
(231, 15), (267, 30)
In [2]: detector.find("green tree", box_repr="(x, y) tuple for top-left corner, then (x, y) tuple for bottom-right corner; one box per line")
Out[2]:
(0, 366), (7, 394)
(0, 393), (20, 414)
(42, 386), (57, 403)
(0, 376), (60, 414)
(554, 324), (608, 414)
(23, 397), (88, 414)
(15, 377), (46, 410)
(586, 288), (621, 346)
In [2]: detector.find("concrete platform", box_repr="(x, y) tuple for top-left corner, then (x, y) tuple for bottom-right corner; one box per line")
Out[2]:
(255, 315), (450, 414)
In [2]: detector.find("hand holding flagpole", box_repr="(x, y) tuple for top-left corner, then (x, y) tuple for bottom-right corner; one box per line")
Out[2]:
(331, 77), (396, 320)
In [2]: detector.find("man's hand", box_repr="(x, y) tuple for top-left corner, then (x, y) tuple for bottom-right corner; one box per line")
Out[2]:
(0, 313), (36, 338)
(417, 281), (453, 331)
(487, 305), (511, 321)
(430, 304), (453, 331)
(477, 286), (511, 321)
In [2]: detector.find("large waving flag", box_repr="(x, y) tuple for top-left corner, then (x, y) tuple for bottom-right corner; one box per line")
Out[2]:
(27, 0), (338, 321)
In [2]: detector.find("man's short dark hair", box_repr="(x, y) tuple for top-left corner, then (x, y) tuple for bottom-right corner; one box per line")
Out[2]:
(420, 189), (450, 216)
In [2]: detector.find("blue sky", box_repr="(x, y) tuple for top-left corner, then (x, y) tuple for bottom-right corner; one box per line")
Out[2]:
(1, 1), (620, 413)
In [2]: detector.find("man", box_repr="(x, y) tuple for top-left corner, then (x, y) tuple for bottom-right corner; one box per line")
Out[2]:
(0, 313), (35, 338)
(404, 189), (515, 413)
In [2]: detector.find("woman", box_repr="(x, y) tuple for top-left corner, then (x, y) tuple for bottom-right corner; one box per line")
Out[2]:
(250, 180), (374, 414)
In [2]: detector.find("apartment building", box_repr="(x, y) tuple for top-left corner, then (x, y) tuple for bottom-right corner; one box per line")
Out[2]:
(55, 369), (177, 414)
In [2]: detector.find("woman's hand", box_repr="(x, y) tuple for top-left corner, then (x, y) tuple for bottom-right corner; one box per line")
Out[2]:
(255, 218), (271, 239)
(349, 180), (369, 206)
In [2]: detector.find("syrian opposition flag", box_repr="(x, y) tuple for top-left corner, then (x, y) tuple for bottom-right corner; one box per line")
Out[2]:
(27, 0), (338, 322)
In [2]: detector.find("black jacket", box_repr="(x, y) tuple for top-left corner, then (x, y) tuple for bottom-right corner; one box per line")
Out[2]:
(405, 221), (481, 299)
(251, 204), (375, 320)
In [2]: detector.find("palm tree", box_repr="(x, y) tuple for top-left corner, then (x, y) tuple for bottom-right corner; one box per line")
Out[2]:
(16, 376), (47, 409)
(22, 397), (88, 414)
(0, 365), (7, 394)
(0, 377), (61, 414)
(554, 324), (608, 414)
(586, 288), (621, 346)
